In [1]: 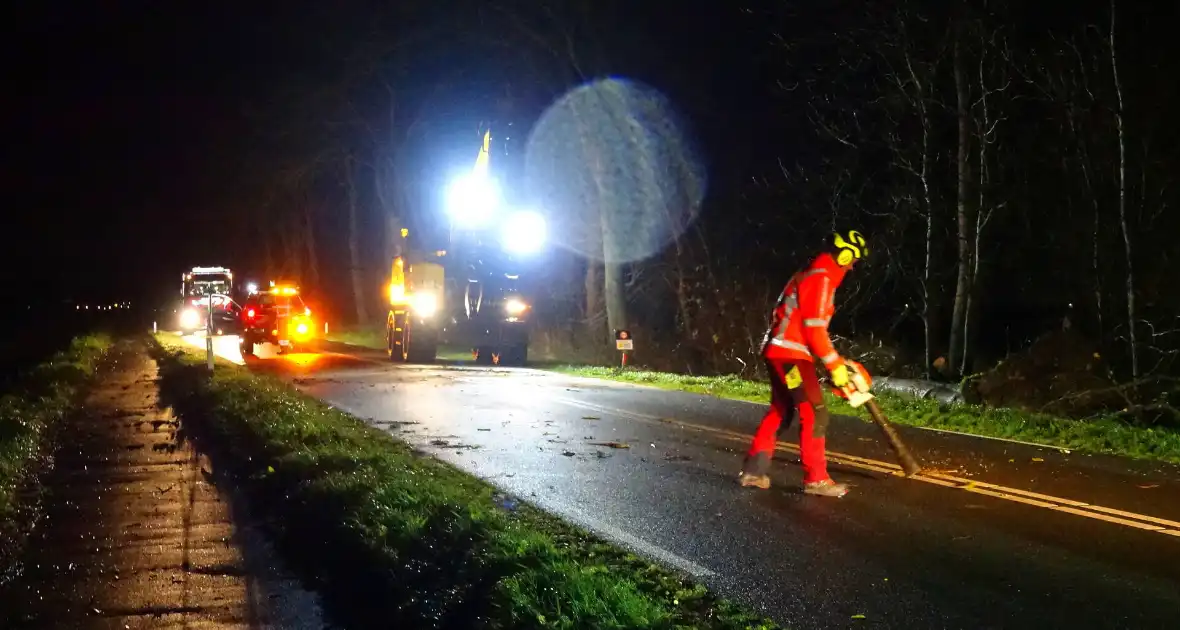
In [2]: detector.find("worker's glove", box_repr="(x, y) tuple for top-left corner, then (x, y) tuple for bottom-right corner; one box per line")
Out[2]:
(845, 359), (872, 393)
(829, 363), (850, 387)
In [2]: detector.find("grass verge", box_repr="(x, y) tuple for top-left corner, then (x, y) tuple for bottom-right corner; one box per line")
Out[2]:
(554, 366), (1180, 465)
(323, 324), (386, 350)
(151, 336), (780, 630)
(0, 333), (113, 579)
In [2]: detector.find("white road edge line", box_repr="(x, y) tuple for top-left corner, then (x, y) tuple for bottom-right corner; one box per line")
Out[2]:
(316, 396), (718, 579)
(558, 512), (717, 579)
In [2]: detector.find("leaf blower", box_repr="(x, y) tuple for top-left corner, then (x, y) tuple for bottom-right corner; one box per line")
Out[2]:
(833, 360), (923, 477)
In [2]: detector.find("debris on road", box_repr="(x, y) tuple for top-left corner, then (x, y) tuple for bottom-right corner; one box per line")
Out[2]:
(587, 441), (631, 449)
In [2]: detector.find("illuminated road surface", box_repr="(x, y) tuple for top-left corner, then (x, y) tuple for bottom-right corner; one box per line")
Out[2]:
(173, 333), (1180, 629)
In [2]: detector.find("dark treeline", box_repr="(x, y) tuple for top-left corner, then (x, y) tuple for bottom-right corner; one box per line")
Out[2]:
(218, 0), (1178, 418)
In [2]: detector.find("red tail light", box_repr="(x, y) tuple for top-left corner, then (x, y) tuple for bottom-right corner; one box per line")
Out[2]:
(246, 308), (255, 319)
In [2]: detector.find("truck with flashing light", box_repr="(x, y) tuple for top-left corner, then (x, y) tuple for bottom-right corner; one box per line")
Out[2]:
(239, 283), (316, 356)
(385, 125), (545, 366)
(178, 266), (236, 334)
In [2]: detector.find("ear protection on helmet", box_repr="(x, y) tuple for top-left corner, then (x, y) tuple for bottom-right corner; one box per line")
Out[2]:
(833, 230), (867, 266)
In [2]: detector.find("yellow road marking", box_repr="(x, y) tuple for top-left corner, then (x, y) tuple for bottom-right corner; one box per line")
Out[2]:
(553, 397), (1180, 538)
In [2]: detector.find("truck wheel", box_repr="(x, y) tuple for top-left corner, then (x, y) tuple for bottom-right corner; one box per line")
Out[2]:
(240, 338), (254, 357)
(403, 323), (437, 364)
(475, 346), (495, 366)
(389, 316), (408, 363)
(387, 324), (399, 361)
(500, 343), (528, 367)
(406, 339), (437, 363)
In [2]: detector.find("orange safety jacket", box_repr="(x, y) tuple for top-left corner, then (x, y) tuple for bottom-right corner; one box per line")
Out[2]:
(761, 252), (848, 370)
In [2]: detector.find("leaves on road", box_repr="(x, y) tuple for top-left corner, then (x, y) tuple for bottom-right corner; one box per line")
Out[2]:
(587, 441), (631, 449)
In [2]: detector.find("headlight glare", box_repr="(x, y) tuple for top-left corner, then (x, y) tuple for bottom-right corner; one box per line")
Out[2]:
(410, 293), (438, 317)
(504, 298), (529, 316)
(180, 308), (200, 329)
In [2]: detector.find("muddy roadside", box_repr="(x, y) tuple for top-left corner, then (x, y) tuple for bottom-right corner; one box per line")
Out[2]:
(0, 340), (328, 629)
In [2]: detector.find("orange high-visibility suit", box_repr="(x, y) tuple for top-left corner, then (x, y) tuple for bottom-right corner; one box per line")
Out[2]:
(747, 251), (847, 483)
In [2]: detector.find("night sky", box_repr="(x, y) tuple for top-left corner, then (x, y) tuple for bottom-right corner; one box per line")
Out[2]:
(4, 1), (771, 305)
(7, 3), (291, 301)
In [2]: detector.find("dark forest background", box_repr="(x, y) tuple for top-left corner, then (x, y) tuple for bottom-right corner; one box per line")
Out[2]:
(10, 0), (1178, 420)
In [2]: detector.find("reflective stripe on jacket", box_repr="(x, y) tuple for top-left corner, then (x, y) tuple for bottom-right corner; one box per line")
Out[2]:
(761, 252), (847, 368)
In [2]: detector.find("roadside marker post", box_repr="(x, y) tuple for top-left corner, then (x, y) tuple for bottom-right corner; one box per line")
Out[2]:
(614, 329), (634, 367)
(205, 292), (214, 372)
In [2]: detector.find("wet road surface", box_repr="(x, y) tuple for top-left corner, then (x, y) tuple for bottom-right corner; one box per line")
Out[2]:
(185, 334), (1180, 629)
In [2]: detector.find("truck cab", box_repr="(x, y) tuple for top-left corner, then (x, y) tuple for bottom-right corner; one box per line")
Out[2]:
(387, 254), (445, 363)
(178, 266), (236, 335)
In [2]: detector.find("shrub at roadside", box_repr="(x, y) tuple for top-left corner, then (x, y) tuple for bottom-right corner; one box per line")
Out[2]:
(152, 339), (779, 630)
(556, 366), (1180, 465)
(0, 333), (113, 579)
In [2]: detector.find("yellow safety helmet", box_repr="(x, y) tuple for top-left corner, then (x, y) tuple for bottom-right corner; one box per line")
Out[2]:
(832, 230), (868, 266)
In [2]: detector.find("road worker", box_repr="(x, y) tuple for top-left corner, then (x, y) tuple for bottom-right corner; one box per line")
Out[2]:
(739, 230), (869, 497)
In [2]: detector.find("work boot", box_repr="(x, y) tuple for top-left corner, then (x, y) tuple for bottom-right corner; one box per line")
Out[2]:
(739, 473), (771, 489)
(738, 452), (772, 489)
(803, 478), (849, 498)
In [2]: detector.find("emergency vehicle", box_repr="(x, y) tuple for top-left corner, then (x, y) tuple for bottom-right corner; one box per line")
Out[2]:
(239, 283), (316, 356)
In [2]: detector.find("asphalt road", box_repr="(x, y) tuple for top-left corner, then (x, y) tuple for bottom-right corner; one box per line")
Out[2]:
(180, 333), (1180, 629)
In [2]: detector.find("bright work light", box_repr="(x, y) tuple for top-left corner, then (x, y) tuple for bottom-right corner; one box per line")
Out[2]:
(500, 210), (546, 255)
(445, 172), (501, 227)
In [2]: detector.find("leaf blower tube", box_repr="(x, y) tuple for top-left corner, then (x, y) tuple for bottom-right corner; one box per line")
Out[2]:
(833, 360), (923, 476)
